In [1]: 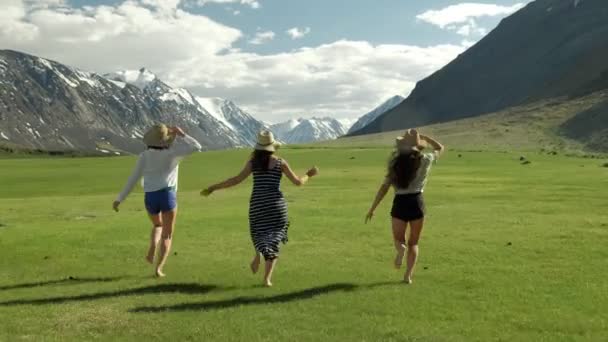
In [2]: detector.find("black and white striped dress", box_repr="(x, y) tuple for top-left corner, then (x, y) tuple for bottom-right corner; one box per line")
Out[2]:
(249, 159), (289, 260)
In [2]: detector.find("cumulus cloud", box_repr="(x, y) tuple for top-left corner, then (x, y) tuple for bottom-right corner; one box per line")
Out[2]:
(248, 30), (275, 45)
(417, 2), (528, 37)
(286, 27), (311, 40)
(194, 0), (260, 9)
(1, 0), (467, 122)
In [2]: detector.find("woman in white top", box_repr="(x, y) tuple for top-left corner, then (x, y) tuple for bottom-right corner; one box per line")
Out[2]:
(365, 129), (444, 284)
(113, 124), (201, 277)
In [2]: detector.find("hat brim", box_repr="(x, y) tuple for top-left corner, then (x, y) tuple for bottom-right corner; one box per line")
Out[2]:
(255, 142), (281, 152)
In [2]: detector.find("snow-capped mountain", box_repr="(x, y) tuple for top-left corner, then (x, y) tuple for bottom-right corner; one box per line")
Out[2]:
(270, 117), (348, 144)
(348, 95), (404, 134)
(195, 97), (266, 145)
(269, 119), (303, 141)
(0, 50), (264, 153)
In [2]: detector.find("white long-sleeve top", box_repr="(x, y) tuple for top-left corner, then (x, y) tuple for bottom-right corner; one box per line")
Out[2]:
(116, 134), (202, 202)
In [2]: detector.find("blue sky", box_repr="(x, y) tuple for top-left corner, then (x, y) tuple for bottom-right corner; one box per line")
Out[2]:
(1, 0), (529, 122)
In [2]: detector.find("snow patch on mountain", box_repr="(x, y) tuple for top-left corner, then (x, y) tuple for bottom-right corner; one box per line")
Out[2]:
(160, 88), (196, 106)
(271, 117), (347, 144)
(0, 131), (9, 140)
(105, 68), (157, 90)
(37, 57), (79, 88)
(196, 97), (234, 130)
(269, 119), (302, 140)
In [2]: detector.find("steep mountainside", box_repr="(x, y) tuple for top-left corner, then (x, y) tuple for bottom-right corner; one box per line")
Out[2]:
(348, 95), (403, 134)
(324, 90), (608, 152)
(353, 0), (608, 138)
(195, 97), (266, 145)
(0, 50), (262, 153)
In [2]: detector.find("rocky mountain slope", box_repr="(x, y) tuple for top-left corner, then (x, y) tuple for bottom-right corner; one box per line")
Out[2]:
(0, 50), (264, 153)
(351, 0), (608, 149)
(348, 95), (404, 134)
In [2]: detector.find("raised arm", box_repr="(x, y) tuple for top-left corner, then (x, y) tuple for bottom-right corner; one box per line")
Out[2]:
(113, 154), (145, 212)
(420, 134), (445, 156)
(365, 178), (391, 223)
(281, 160), (318, 186)
(169, 127), (202, 157)
(201, 161), (252, 196)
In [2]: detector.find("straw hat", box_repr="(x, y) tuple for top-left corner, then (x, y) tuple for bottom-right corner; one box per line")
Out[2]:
(396, 129), (425, 152)
(143, 124), (175, 147)
(255, 130), (281, 152)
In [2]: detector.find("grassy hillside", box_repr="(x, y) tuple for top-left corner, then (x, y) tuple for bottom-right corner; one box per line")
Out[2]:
(0, 149), (607, 341)
(323, 92), (608, 154)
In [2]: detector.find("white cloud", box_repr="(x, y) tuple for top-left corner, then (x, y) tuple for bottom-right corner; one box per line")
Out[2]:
(1, 0), (467, 122)
(168, 41), (465, 121)
(248, 30), (275, 45)
(286, 27), (311, 40)
(417, 3), (528, 28)
(195, 0), (260, 9)
(417, 2), (528, 38)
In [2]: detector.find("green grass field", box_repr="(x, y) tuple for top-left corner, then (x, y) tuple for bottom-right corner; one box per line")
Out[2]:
(1, 148), (607, 341)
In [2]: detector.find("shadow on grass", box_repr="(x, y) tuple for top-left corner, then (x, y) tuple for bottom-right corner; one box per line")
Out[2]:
(130, 281), (402, 313)
(0, 276), (129, 291)
(0, 283), (217, 306)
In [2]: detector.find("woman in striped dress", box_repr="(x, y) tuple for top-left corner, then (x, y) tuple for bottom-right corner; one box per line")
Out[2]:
(202, 131), (318, 287)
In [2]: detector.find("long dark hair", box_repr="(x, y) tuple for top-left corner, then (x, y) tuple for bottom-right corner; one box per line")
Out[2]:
(387, 150), (423, 188)
(251, 150), (274, 171)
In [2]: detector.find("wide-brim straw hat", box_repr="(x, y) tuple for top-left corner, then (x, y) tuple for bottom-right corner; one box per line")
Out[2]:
(396, 128), (426, 152)
(143, 124), (175, 147)
(255, 130), (281, 152)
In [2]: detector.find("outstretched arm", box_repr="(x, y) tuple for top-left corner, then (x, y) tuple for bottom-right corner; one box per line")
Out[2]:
(201, 161), (252, 196)
(365, 179), (391, 223)
(281, 160), (318, 186)
(113, 154), (145, 212)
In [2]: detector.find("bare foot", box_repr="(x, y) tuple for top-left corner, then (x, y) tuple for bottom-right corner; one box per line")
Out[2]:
(155, 269), (166, 278)
(263, 280), (273, 287)
(250, 258), (260, 274)
(403, 277), (412, 285)
(394, 246), (405, 269)
(145, 253), (154, 264)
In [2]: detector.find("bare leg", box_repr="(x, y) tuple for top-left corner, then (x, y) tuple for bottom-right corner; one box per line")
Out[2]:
(250, 252), (261, 274)
(263, 258), (278, 287)
(404, 218), (424, 284)
(156, 209), (177, 277)
(391, 218), (407, 269)
(146, 214), (163, 264)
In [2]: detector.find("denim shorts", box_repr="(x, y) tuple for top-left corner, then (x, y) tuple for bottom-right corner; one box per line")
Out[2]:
(144, 187), (177, 215)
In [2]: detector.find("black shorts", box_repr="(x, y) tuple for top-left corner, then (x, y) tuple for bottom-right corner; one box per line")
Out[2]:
(391, 193), (425, 222)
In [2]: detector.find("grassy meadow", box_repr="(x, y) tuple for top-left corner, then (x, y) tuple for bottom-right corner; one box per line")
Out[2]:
(0, 147), (607, 341)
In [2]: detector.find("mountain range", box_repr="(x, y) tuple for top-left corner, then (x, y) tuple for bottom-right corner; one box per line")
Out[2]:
(269, 117), (350, 144)
(0, 49), (269, 154)
(350, 0), (608, 151)
(0, 49), (393, 153)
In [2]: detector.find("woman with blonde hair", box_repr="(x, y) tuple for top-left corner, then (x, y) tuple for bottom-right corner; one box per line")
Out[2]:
(202, 130), (318, 287)
(365, 129), (444, 284)
(113, 124), (201, 277)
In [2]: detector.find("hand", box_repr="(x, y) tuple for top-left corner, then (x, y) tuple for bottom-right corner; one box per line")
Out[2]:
(200, 188), (214, 197)
(113, 201), (121, 212)
(365, 209), (374, 224)
(306, 166), (319, 177)
(170, 126), (185, 137)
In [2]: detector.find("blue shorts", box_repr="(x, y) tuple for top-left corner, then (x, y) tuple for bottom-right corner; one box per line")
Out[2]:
(144, 188), (177, 215)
